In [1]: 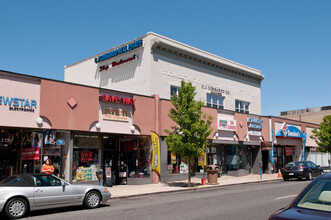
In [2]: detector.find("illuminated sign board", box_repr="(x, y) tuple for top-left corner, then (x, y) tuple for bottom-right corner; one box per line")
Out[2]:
(0, 96), (37, 113)
(99, 94), (135, 105)
(94, 39), (143, 63)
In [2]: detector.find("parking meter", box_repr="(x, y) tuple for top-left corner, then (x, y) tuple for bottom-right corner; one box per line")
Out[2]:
(96, 170), (103, 185)
(259, 161), (263, 180)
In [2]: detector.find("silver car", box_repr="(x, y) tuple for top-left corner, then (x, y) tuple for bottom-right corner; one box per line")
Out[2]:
(0, 174), (111, 219)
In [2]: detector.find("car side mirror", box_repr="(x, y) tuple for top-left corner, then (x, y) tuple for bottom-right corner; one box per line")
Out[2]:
(61, 181), (69, 186)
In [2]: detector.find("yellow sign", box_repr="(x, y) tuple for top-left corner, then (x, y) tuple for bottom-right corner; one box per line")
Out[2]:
(198, 151), (205, 169)
(151, 131), (161, 175)
(102, 107), (129, 121)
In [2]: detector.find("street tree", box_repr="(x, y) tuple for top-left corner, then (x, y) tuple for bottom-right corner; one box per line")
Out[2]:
(311, 115), (331, 152)
(164, 80), (213, 187)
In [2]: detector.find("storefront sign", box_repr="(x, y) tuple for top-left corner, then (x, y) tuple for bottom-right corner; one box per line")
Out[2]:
(56, 139), (65, 145)
(94, 39), (143, 63)
(202, 85), (230, 96)
(102, 107), (129, 121)
(123, 141), (137, 152)
(248, 131), (261, 136)
(248, 124), (263, 129)
(285, 147), (293, 156)
(81, 150), (93, 163)
(276, 123), (304, 138)
(218, 119), (236, 131)
(0, 96), (37, 113)
(247, 118), (263, 124)
(99, 94), (135, 105)
(99, 54), (137, 71)
(21, 148), (40, 160)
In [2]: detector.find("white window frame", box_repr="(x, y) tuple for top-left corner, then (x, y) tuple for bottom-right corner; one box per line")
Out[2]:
(235, 100), (250, 113)
(206, 93), (224, 109)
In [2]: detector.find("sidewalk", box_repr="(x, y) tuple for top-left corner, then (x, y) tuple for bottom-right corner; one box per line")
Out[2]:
(108, 173), (281, 199)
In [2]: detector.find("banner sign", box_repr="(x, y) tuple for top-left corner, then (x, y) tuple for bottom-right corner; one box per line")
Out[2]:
(151, 131), (161, 175)
(21, 148), (40, 160)
(218, 119), (236, 131)
(276, 123), (304, 138)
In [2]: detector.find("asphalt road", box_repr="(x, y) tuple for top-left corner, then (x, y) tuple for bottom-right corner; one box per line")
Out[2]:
(1, 180), (311, 220)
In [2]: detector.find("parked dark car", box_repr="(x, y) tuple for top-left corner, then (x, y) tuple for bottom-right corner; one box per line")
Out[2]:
(281, 161), (324, 181)
(268, 172), (331, 220)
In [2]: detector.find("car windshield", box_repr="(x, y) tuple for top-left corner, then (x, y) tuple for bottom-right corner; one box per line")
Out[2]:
(0, 176), (20, 185)
(294, 178), (331, 212)
(287, 162), (305, 166)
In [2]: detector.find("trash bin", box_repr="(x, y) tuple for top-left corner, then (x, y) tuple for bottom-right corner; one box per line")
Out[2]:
(207, 165), (220, 184)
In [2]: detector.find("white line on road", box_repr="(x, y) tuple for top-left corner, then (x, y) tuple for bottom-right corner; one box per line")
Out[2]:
(275, 194), (297, 200)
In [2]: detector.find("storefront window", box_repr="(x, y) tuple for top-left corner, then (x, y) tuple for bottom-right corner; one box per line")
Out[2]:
(167, 151), (178, 174)
(226, 145), (249, 171)
(0, 129), (21, 180)
(73, 134), (101, 182)
(120, 137), (151, 178)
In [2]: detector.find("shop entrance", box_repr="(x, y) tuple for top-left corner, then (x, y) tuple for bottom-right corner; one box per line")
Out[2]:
(103, 136), (118, 186)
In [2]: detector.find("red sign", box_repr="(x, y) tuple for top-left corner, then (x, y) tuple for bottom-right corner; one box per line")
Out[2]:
(285, 147), (293, 156)
(81, 150), (93, 163)
(99, 94), (135, 105)
(21, 148), (40, 160)
(123, 141), (137, 152)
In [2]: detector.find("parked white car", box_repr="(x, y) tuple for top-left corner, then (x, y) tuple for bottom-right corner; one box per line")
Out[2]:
(0, 174), (111, 219)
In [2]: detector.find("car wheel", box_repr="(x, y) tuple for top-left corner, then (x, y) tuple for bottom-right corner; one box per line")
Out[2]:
(84, 191), (101, 209)
(4, 198), (28, 219)
(283, 177), (289, 181)
(307, 172), (313, 180)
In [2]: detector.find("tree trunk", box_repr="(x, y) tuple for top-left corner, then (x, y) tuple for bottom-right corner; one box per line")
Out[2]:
(188, 157), (191, 187)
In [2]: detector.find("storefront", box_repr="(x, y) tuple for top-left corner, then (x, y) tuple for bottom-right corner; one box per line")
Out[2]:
(0, 72), (43, 180)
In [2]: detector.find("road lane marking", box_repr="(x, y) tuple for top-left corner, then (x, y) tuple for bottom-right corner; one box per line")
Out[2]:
(275, 194), (297, 200)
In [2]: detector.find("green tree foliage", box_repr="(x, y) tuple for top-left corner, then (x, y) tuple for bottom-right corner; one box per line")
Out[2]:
(164, 80), (213, 186)
(311, 115), (331, 152)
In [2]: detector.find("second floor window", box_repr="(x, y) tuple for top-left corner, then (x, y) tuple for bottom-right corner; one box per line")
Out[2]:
(206, 94), (224, 109)
(170, 86), (179, 98)
(235, 100), (250, 113)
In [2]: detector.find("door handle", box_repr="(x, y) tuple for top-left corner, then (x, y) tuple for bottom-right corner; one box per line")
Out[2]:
(34, 189), (43, 192)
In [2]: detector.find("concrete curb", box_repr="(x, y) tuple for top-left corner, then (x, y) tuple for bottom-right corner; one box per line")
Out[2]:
(110, 178), (283, 199)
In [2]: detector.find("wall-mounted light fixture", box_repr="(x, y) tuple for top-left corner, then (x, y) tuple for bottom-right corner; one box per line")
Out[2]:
(95, 123), (101, 129)
(36, 117), (43, 125)
(130, 125), (135, 133)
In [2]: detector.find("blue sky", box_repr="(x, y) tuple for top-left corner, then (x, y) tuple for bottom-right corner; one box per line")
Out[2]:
(1, 0), (330, 116)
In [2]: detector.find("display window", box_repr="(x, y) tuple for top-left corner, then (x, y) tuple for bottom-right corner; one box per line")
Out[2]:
(42, 131), (63, 177)
(120, 137), (151, 179)
(73, 134), (101, 182)
(0, 129), (21, 180)
(226, 145), (249, 171)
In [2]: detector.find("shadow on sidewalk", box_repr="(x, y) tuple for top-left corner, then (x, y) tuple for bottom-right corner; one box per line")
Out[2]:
(167, 182), (202, 187)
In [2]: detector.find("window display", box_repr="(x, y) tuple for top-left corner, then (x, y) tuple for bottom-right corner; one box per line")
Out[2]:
(120, 137), (151, 178)
(73, 134), (101, 182)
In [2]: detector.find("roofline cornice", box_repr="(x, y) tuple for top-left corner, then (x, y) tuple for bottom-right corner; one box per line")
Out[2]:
(150, 38), (264, 83)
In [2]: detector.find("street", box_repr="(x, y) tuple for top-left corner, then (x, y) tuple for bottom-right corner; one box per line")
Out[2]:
(1, 180), (311, 220)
